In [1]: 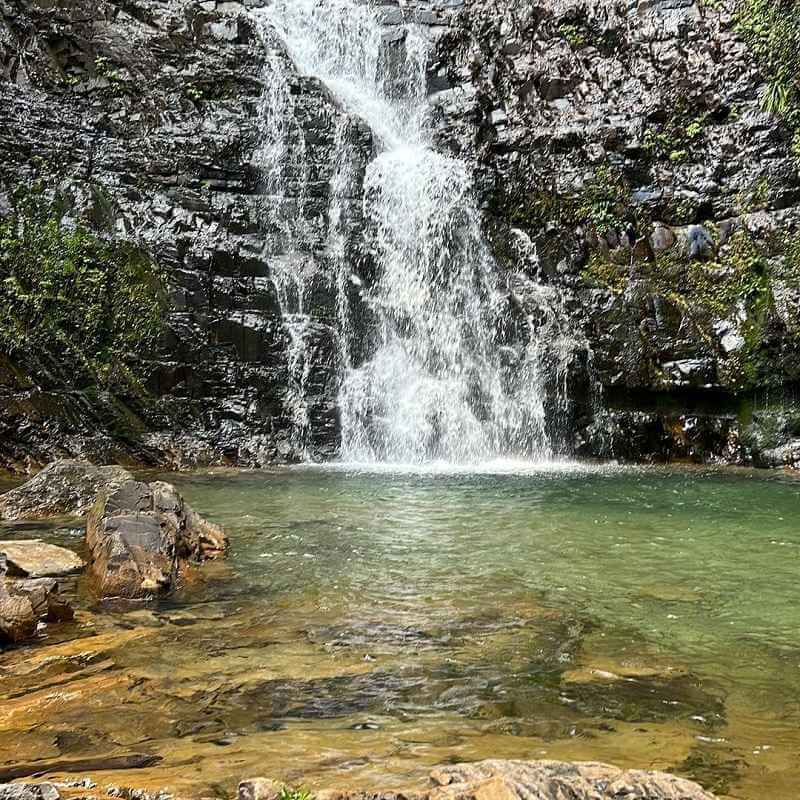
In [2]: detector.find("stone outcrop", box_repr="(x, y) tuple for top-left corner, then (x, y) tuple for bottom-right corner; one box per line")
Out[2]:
(239, 760), (717, 800)
(0, 540), (85, 578)
(0, 461), (134, 520)
(427, 761), (716, 800)
(86, 477), (227, 599)
(0, 459), (227, 601)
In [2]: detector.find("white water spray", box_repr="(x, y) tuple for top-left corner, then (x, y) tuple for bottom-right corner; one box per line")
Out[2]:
(258, 0), (574, 464)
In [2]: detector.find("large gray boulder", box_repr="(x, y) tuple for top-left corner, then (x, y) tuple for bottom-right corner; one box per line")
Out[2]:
(239, 760), (716, 800)
(0, 460), (134, 520)
(86, 479), (227, 600)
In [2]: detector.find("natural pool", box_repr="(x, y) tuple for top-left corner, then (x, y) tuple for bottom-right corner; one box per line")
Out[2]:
(1, 463), (799, 799)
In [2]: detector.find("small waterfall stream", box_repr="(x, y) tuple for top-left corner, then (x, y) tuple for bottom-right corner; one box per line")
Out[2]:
(256, 0), (573, 464)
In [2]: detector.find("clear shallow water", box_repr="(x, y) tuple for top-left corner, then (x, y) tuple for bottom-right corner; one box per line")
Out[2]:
(1, 464), (799, 799)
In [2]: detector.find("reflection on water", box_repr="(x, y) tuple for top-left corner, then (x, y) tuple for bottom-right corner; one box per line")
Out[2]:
(0, 464), (799, 799)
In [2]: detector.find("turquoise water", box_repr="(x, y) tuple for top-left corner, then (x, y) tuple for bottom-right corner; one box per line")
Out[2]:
(160, 463), (800, 798)
(1, 463), (799, 798)
(177, 463), (800, 655)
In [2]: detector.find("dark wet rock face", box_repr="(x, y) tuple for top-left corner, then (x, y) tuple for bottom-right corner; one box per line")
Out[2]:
(0, 0), (366, 470)
(1, 0), (799, 468)
(431, 0), (800, 464)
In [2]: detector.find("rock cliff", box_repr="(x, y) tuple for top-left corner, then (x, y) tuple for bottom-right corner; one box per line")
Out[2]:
(1, 0), (798, 469)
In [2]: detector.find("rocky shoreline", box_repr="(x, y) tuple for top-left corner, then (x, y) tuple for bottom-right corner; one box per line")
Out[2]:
(1, 460), (789, 798)
(0, 460), (227, 644)
(0, 759), (719, 800)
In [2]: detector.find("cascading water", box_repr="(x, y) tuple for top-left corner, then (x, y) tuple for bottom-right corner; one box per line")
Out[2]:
(257, 0), (575, 464)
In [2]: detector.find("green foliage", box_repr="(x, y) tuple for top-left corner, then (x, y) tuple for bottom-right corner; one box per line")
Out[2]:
(574, 164), (631, 235)
(737, 0), (800, 152)
(509, 164), (631, 236)
(558, 23), (588, 49)
(0, 192), (165, 388)
(94, 55), (124, 83)
(581, 226), (798, 388)
(740, 405), (800, 450)
(735, 176), (770, 214)
(698, 230), (770, 314)
(642, 113), (707, 164)
(277, 788), (313, 800)
(581, 254), (627, 294)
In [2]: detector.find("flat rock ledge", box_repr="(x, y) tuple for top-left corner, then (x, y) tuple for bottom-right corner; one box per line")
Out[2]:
(240, 760), (717, 800)
(0, 540), (85, 578)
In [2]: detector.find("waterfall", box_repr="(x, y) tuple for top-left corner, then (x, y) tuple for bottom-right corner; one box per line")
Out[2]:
(256, 0), (573, 464)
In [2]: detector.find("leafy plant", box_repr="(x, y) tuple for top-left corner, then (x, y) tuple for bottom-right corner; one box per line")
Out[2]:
(737, 0), (800, 155)
(559, 23), (588, 49)
(642, 113), (706, 164)
(278, 787), (314, 800)
(574, 164), (631, 235)
(0, 190), (165, 388)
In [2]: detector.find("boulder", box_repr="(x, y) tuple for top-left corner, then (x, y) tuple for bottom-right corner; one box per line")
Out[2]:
(239, 760), (716, 800)
(0, 585), (37, 643)
(0, 574), (74, 645)
(0, 540), (85, 578)
(238, 779), (283, 800)
(86, 479), (227, 600)
(0, 461), (134, 521)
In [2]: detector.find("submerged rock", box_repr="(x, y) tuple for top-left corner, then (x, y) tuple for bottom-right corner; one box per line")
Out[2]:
(86, 479), (227, 600)
(0, 540), (85, 578)
(239, 760), (716, 800)
(0, 461), (134, 520)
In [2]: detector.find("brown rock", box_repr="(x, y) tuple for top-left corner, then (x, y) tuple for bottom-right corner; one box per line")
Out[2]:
(86, 479), (227, 600)
(0, 587), (37, 643)
(8, 578), (74, 622)
(0, 575), (73, 644)
(238, 778), (284, 800)
(428, 760), (716, 800)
